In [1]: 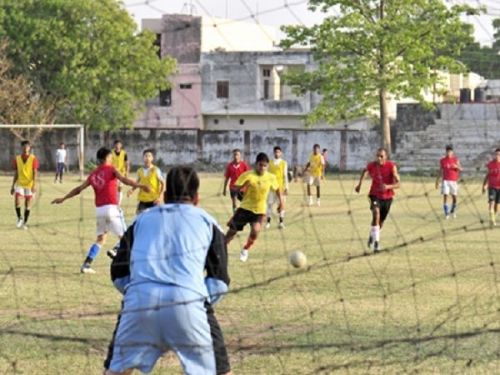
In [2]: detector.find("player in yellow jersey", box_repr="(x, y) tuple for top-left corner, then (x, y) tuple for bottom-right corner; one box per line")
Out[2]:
(266, 146), (288, 229)
(111, 139), (130, 204)
(304, 144), (325, 206)
(10, 140), (39, 230)
(226, 153), (285, 262)
(128, 149), (165, 214)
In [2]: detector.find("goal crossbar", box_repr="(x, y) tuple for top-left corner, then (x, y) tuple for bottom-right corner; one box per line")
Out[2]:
(0, 124), (85, 180)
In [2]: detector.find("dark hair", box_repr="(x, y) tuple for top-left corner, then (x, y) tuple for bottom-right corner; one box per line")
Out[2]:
(377, 147), (388, 155)
(273, 146), (282, 152)
(21, 140), (30, 147)
(232, 148), (241, 154)
(143, 148), (155, 157)
(255, 152), (269, 164)
(60, 142), (65, 146)
(165, 166), (200, 203)
(96, 147), (112, 163)
(114, 139), (122, 145)
(313, 144), (320, 149)
(445, 145), (453, 151)
(322, 148), (327, 153)
(495, 148), (500, 153)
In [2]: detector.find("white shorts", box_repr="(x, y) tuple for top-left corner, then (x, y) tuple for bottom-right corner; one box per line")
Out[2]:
(95, 204), (126, 237)
(441, 180), (458, 196)
(267, 190), (286, 205)
(15, 187), (34, 198)
(307, 176), (321, 187)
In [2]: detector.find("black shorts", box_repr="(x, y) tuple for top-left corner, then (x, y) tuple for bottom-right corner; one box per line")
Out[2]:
(229, 189), (244, 202)
(369, 196), (393, 224)
(137, 201), (156, 213)
(488, 188), (500, 204)
(228, 208), (264, 231)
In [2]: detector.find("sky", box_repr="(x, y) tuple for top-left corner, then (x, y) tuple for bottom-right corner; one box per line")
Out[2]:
(122, 0), (499, 46)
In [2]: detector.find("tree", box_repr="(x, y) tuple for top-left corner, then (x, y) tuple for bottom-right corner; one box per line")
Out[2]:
(0, 0), (175, 130)
(281, 0), (478, 152)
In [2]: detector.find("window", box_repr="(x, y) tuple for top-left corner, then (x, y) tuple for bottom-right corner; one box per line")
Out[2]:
(154, 34), (161, 58)
(217, 81), (229, 99)
(263, 79), (270, 100)
(180, 83), (192, 89)
(159, 89), (171, 107)
(263, 68), (271, 77)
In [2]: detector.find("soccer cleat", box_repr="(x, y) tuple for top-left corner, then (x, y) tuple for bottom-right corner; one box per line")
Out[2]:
(16, 218), (24, 229)
(373, 241), (381, 253)
(452, 213), (457, 219)
(445, 215), (450, 220)
(80, 263), (96, 274)
(106, 248), (117, 259)
(278, 222), (285, 229)
(316, 199), (321, 207)
(239, 249), (249, 262)
(23, 224), (28, 230)
(265, 221), (271, 230)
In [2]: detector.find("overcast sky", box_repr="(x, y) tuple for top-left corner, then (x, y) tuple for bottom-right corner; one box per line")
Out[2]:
(123, 0), (499, 46)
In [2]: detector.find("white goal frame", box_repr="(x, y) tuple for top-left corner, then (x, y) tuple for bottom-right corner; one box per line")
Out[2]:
(0, 124), (85, 180)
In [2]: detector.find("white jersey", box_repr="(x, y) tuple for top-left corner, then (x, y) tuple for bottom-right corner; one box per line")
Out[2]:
(56, 148), (67, 163)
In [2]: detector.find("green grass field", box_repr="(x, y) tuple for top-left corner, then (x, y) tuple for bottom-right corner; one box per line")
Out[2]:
(0, 173), (499, 374)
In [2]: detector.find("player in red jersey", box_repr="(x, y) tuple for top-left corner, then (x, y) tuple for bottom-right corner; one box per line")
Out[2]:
(222, 149), (250, 212)
(355, 148), (400, 253)
(482, 148), (500, 226)
(52, 147), (150, 274)
(435, 145), (462, 219)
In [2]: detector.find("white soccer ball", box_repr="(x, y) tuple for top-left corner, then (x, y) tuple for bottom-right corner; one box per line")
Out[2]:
(289, 251), (307, 269)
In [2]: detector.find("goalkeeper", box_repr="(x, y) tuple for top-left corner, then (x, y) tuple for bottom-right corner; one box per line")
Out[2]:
(104, 166), (232, 375)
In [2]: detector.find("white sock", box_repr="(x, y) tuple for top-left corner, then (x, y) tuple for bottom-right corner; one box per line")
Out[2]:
(373, 226), (380, 242)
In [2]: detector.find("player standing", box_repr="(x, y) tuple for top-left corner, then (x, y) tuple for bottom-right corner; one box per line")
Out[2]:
(127, 149), (165, 214)
(266, 146), (288, 229)
(52, 147), (150, 274)
(111, 140), (130, 204)
(482, 148), (500, 227)
(104, 166), (232, 375)
(10, 140), (39, 230)
(226, 152), (284, 262)
(435, 145), (462, 219)
(304, 144), (325, 206)
(54, 142), (68, 183)
(355, 148), (400, 253)
(222, 149), (250, 212)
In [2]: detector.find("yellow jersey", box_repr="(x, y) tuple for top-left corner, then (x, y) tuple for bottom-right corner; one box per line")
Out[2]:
(137, 165), (164, 203)
(236, 170), (279, 215)
(16, 154), (36, 189)
(309, 153), (324, 177)
(268, 159), (288, 191)
(112, 150), (128, 175)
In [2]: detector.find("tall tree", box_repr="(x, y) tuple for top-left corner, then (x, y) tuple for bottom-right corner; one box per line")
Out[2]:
(281, 0), (477, 152)
(0, 0), (175, 130)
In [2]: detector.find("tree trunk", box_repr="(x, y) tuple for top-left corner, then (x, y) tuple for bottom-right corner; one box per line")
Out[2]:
(379, 88), (391, 154)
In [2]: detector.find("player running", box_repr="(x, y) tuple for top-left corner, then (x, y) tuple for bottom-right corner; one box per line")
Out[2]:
(222, 149), (250, 212)
(54, 142), (67, 183)
(226, 152), (284, 262)
(105, 166), (232, 375)
(435, 145), (462, 219)
(10, 140), (39, 230)
(111, 139), (130, 204)
(127, 148), (165, 214)
(52, 147), (150, 274)
(266, 146), (288, 229)
(482, 148), (500, 227)
(355, 148), (400, 253)
(304, 144), (325, 206)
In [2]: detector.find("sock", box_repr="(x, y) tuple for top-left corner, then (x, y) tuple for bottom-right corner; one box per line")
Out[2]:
(243, 238), (255, 250)
(85, 243), (102, 262)
(490, 211), (496, 223)
(451, 203), (457, 214)
(24, 209), (30, 224)
(443, 204), (449, 216)
(372, 226), (380, 242)
(15, 207), (21, 220)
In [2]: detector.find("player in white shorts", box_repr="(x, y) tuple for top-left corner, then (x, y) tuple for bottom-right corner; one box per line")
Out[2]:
(436, 145), (462, 219)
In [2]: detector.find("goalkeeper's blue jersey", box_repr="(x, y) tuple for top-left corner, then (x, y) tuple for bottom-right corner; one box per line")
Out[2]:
(111, 203), (229, 298)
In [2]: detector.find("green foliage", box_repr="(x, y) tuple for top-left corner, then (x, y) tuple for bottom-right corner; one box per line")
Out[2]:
(0, 0), (176, 130)
(281, 0), (478, 132)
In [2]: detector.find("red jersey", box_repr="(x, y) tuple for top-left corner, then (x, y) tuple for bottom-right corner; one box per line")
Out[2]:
(440, 156), (460, 181)
(367, 160), (397, 200)
(486, 160), (500, 189)
(12, 154), (39, 170)
(87, 164), (118, 207)
(225, 161), (250, 189)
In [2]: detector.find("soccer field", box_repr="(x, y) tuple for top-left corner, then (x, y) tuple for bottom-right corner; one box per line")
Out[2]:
(0, 173), (499, 374)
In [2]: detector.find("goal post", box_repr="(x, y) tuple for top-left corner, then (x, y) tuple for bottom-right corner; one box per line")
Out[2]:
(0, 124), (85, 180)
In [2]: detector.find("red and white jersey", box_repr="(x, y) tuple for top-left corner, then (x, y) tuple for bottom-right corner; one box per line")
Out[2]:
(486, 160), (500, 189)
(440, 156), (460, 181)
(87, 164), (119, 207)
(225, 161), (250, 189)
(367, 160), (397, 200)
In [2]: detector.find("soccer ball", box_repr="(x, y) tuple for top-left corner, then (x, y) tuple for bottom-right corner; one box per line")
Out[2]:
(289, 251), (307, 269)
